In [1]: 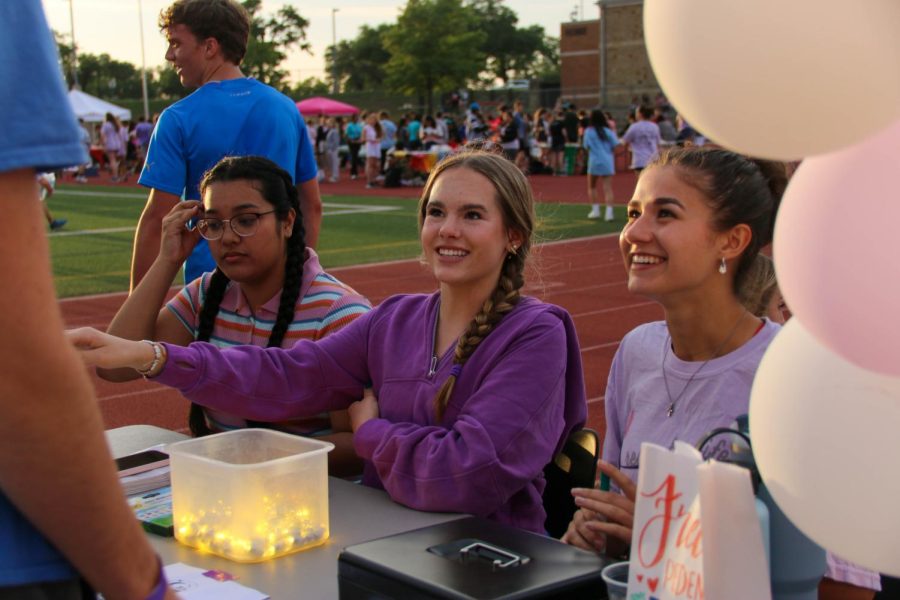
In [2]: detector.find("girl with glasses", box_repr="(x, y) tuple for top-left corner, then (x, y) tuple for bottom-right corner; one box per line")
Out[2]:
(70, 150), (587, 533)
(98, 155), (371, 477)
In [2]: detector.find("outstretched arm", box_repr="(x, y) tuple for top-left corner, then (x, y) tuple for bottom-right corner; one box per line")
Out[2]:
(0, 169), (172, 599)
(69, 306), (374, 419)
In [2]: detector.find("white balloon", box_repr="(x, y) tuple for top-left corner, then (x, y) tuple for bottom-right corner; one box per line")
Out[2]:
(749, 320), (900, 576)
(644, 0), (900, 160)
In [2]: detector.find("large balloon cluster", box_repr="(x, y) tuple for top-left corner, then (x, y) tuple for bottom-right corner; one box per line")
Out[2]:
(643, 0), (900, 575)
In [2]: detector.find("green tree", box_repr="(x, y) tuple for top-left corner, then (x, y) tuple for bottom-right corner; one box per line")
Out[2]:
(326, 24), (393, 93)
(53, 31), (78, 89)
(525, 35), (560, 82)
(467, 0), (555, 84)
(385, 0), (485, 114)
(155, 66), (188, 100)
(76, 53), (144, 99)
(290, 77), (330, 100)
(241, 0), (311, 91)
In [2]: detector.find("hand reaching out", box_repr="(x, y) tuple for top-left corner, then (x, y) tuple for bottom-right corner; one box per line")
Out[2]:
(66, 327), (157, 372)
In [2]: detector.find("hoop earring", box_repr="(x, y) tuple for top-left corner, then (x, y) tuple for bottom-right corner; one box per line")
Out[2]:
(718, 257), (727, 275)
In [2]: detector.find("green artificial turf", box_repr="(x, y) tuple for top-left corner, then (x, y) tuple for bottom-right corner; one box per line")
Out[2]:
(47, 184), (622, 298)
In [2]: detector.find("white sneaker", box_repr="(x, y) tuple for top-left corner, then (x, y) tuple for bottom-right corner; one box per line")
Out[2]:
(604, 206), (615, 222)
(587, 208), (601, 219)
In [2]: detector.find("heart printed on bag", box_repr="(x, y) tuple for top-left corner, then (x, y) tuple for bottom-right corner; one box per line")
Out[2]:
(648, 578), (659, 592)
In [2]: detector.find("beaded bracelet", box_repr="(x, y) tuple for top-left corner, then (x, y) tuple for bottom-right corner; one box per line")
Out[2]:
(136, 340), (163, 378)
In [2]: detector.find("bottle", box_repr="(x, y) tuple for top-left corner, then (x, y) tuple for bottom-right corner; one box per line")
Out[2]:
(737, 415), (826, 599)
(756, 496), (770, 571)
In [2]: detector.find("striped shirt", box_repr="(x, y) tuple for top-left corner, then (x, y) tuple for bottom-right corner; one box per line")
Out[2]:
(166, 248), (371, 435)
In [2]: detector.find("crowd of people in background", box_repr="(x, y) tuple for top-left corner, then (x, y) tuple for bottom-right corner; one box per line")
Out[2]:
(70, 91), (706, 196)
(56, 94), (704, 239)
(79, 112), (159, 185)
(294, 92), (703, 193)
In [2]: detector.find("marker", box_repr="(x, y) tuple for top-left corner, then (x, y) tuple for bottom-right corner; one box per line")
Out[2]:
(599, 473), (610, 492)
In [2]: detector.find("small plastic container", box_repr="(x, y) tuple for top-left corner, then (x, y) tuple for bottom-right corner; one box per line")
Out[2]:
(167, 429), (334, 563)
(601, 561), (629, 600)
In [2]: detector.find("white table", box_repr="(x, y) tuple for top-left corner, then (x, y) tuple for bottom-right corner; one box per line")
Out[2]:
(107, 425), (463, 598)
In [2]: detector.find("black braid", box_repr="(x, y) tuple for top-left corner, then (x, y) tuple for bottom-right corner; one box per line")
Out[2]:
(187, 156), (307, 436)
(265, 171), (307, 348)
(189, 268), (231, 437)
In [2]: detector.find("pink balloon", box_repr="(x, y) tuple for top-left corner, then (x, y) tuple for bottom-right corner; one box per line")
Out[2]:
(774, 117), (900, 375)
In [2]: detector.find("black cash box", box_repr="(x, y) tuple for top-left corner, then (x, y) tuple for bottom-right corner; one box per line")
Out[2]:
(337, 516), (607, 599)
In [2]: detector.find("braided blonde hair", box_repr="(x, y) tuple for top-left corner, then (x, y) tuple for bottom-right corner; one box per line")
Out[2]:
(417, 150), (535, 420)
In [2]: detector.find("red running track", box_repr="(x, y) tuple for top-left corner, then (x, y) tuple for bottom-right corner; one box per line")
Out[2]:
(67, 166), (639, 207)
(59, 234), (662, 440)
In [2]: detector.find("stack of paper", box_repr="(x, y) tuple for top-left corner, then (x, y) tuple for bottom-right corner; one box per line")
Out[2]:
(121, 465), (170, 496)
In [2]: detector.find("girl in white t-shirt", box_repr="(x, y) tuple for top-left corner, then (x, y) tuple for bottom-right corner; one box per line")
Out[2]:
(100, 112), (122, 182)
(363, 112), (382, 189)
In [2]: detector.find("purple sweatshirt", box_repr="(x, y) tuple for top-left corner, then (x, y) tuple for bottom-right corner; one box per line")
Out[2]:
(157, 292), (587, 533)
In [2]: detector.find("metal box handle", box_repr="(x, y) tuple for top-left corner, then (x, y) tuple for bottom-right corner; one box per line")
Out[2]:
(458, 541), (530, 570)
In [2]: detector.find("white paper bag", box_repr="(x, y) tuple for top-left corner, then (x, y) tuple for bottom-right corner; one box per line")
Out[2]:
(625, 442), (771, 600)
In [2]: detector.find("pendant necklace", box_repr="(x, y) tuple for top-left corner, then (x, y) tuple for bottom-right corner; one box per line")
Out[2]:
(662, 310), (749, 418)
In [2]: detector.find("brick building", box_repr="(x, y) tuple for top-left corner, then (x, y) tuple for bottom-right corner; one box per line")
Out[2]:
(560, 0), (660, 120)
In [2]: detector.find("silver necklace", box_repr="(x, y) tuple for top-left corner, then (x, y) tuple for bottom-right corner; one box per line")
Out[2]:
(662, 311), (749, 418)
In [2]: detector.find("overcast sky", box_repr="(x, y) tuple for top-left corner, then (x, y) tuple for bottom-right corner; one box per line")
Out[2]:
(42, 0), (591, 84)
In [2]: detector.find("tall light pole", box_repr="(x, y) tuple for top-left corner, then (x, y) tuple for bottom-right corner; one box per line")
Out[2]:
(331, 8), (339, 95)
(67, 0), (79, 89)
(137, 0), (150, 120)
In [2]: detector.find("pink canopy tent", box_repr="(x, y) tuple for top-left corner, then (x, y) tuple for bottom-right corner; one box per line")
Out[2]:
(295, 97), (360, 116)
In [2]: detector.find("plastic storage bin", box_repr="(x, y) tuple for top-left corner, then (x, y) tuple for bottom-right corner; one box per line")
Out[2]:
(167, 429), (334, 563)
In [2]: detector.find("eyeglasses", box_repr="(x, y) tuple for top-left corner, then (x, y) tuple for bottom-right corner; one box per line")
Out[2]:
(194, 210), (276, 240)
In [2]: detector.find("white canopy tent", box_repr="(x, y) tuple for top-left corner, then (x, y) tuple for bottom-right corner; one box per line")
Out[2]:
(67, 89), (131, 123)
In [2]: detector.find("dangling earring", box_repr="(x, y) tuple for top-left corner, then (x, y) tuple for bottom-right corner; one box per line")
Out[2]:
(507, 244), (518, 259)
(718, 257), (727, 275)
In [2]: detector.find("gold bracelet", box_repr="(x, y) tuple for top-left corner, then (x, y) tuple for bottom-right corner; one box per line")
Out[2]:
(136, 340), (164, 378)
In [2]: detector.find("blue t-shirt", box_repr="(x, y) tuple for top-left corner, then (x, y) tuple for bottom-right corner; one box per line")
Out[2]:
(345, 121), (363, 142)
(407, 119), (421, 141)
(380, 119), (397, 150)
(0, 3), (87, 174)
(583, 126), (619, 176)
(139, 78), (317, 281)
(0, 0), (87, 585)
